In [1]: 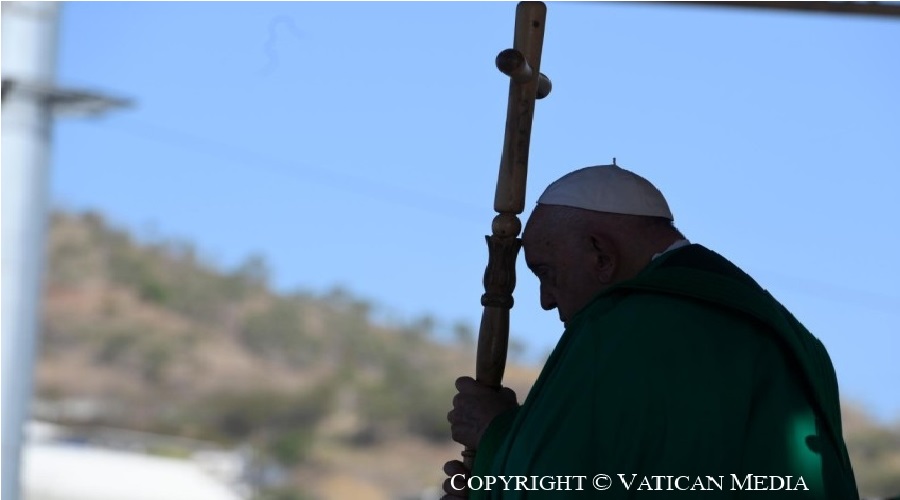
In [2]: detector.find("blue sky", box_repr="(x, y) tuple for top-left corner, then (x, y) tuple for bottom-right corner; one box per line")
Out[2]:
(51, 2), (899, 421)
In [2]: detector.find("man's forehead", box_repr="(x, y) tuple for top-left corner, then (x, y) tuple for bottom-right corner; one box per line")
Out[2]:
(524, 204), (577, 231)
(522, 206), (563, 244)
(525, 203), (559, 224)
(521, 207), (548, 240)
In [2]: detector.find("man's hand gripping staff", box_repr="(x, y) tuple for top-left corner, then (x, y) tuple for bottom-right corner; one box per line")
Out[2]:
(444, 2), (551, 498)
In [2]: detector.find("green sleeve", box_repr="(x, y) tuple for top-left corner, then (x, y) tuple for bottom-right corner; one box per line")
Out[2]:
(469, 406), (519, 500)
(472, 406), (519, 476)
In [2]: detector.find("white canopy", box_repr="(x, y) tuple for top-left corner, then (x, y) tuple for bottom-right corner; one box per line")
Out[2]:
(22, 443), (244, 500)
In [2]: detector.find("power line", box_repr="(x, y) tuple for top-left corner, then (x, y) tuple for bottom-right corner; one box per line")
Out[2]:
(80, 118), (488, 224)
(755, 270), (900, 317)
(70, 118), (899, 317)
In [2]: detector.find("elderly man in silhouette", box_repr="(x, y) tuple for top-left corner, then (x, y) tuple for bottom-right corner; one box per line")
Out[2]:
(444, 164), (858, 499)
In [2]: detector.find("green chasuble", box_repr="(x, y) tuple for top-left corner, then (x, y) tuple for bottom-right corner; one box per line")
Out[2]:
(471, 244), (858, 499)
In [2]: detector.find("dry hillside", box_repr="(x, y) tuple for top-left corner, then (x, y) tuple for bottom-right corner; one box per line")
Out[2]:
(35, 211), (900, 499)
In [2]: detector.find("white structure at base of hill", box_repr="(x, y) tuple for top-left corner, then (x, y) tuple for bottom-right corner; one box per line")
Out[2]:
(22, 443), (245, 500)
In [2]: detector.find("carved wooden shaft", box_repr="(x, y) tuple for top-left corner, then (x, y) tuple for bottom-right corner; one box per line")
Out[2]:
(462, 1), (549, 471)
(476, 218), (522, 386)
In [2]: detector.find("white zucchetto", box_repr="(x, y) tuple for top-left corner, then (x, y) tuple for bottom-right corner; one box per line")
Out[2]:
(537, 164), (674, 221)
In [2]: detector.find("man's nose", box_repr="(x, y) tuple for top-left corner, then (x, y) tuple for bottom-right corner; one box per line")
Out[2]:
(540, 287), (557, 311)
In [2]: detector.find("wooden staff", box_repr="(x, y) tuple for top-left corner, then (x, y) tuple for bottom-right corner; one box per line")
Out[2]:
(462, 1), (551, 470)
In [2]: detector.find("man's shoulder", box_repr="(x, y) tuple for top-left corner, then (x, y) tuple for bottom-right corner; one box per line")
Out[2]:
(610, 244), (783, 331)
(579, 286), (768, 346)
(565, 244), (791, 361)
(575, 243), (768, 336)
(579, 284), (739, 327)
(639, 243), (766, 297)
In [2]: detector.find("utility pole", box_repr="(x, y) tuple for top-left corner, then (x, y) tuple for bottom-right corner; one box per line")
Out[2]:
(2, 3), (130, 499)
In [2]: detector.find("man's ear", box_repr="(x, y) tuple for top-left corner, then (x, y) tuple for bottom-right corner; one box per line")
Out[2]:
(589, 233), (618, 285)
